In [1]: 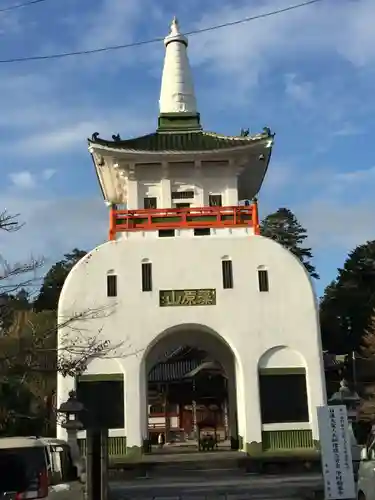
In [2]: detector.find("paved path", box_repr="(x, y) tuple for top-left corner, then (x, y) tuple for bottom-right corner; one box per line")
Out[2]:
(109, 473), (323, 499)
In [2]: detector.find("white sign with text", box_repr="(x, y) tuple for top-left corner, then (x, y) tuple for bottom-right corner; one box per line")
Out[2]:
(317, 405), (356, 500)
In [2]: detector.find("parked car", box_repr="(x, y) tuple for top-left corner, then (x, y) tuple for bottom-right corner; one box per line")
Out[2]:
(357, 439), (375, 500)
(0, 437), (82, 500)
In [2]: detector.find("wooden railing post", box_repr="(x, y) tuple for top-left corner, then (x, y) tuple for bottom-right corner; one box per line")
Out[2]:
(252, 198), (260, 235)
(108, 204), (116, 241)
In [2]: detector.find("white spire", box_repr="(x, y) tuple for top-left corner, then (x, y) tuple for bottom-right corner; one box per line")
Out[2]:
(159, 17), (198, 115)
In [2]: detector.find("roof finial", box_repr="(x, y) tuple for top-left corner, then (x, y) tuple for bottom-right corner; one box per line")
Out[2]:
(170, 16), (180, 35)
(159, 17), (198, 116)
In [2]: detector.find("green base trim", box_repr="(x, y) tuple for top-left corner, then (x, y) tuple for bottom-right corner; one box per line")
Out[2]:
(258, 368), (306, 375)
(77, 373), (123, 382)
(157, 112), (202, 132)
(78, 436), (127, 457)
(262, 429), (314, 451)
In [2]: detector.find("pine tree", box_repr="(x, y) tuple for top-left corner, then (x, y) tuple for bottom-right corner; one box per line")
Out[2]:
(260, 208), (319, 279)
(320, 241), (375, 353)
(358, 313), (375, 422)
(34, 248), (86, 312)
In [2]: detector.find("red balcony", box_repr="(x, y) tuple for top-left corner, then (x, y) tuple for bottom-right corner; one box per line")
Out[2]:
(108, 203), (260, 240)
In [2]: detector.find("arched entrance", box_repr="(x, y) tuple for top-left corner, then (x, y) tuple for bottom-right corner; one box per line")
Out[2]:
(141, 323), (240, 453)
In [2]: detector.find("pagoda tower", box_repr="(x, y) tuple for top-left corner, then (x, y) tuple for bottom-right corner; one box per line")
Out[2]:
(57, 19), (326, 462)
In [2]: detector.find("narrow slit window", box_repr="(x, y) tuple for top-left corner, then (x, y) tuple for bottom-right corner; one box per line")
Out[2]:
(158, 229), (175, 237)
(144, 197), (157, 209)
(142, 262), (152, 292)
(258, 269), (269, 292)
(222, 260), (233, 289)
(194, 228), (210, 236)
(209, 194), (222, 207)
(107, 275), (117, 297)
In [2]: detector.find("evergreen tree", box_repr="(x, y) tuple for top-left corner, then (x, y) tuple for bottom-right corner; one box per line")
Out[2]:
(320, 241), (375, 354)
(260, 208), (319, 279)
(34, 248), (86, 312)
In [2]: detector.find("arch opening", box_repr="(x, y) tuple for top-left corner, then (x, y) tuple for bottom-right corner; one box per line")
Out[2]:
(142, 324), (240, 453)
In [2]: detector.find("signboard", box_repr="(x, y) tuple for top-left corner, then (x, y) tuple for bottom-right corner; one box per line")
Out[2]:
(159, 289), (216, 307)
(317, 405), (356, 500)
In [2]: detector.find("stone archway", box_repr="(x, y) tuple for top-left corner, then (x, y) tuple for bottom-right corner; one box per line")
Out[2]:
(141, 323), (241, 453)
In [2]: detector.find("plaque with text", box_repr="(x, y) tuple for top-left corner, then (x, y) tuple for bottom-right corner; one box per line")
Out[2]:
(159, 289), (216, 307)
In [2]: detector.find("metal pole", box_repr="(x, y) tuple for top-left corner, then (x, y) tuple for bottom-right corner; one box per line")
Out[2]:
(100, 430), (109, 500)
(352, 351), (357, 390)
(86, 429), (102, 500)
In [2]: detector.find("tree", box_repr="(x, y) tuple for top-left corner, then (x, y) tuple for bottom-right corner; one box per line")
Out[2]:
(358, 313), (375, 422)
(1, 211), (42, 333)
(0, 211), (122, 435)
(320, 241), (375, 354)
(260, 208), (319, 279)
(34, 248), (87, 312)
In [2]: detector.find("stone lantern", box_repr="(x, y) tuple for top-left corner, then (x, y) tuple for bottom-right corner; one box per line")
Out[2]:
(329, 379), (361, 471)
(329, 379), (360, 422)
(57, 390), (85, 480)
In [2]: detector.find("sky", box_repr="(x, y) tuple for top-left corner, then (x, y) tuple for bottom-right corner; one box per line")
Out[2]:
(0, 0), (374, 298)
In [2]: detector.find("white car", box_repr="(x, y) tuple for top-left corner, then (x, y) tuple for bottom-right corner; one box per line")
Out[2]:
(0, 436), (81, 499)
(357, 442), (375, 500)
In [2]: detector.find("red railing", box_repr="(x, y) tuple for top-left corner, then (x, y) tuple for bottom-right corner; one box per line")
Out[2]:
(108, 203), (260, 239)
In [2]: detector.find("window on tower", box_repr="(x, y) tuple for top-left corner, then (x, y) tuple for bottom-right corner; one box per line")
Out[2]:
(222, 258), (233, 289)
(209, 194), (222, 207)
(107, 273), (117, 297)
(258, 268), (269, 292)
(144, 197), (157, 209)
(171, 190), (195, 200)
(142, 262), (152, 292)
(194, 228), (210, 236)
(158, 229), (175, 237)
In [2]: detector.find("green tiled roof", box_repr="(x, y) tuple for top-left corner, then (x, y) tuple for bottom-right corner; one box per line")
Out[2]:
(88, 128), (273, 153)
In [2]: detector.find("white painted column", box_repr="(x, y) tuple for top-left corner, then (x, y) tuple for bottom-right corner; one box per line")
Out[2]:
(124, 358), (147, 450)
(126, 164), (139, 209)
(56, 374), (75, 440)
(160, 179), (171, 208)
(194, 160), (204, 206)
(225, 162), (238, 205)
(241, 364), (262, 450)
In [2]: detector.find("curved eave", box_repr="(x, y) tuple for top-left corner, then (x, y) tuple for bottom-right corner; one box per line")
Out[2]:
(254, 141), (274, 197)
(89, 151), (106, 201)
(88, 136), (274, 156)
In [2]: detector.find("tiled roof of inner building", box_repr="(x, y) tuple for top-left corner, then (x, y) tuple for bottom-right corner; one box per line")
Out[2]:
(88, 130), (273, 152)
(148, 359), (202, 382)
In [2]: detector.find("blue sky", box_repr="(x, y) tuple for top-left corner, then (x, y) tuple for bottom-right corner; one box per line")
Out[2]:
(1, 0), (374, 298)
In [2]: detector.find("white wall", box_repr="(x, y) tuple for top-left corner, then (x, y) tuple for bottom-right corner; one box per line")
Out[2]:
(57, 234), (326, 448)
(131, 162), (239, 209)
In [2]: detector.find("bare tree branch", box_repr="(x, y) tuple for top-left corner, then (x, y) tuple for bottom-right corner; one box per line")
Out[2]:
(0, 210), (24, 233)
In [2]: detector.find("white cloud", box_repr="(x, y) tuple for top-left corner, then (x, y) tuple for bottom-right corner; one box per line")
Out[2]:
(188, 0), (375, 95)
(42, 169), (56, 180)
(284, 74), (314, 108)
(9, 171), (36, 189)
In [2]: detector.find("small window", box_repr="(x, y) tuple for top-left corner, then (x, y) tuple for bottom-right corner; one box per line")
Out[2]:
(171, 191), (194, 199)
(144, 197), (157, 209)
(209, 194), (222, 207)
(158, 229), (175, 237)
(175, 203), (190, 208)
(142, 262), (152, 292)
(222, 260), (233, 289)
(258, 269), (269, 292)
(107, 274), (117, 297)
(194, 228), (210, 236)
